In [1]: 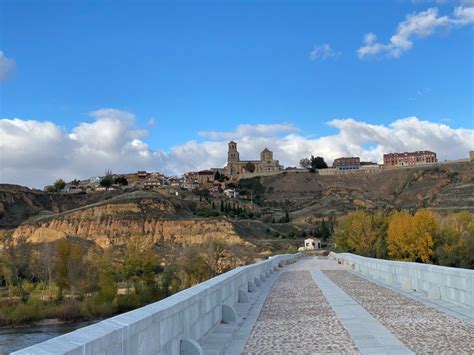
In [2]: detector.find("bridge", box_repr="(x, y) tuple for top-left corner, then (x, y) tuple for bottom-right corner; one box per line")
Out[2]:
(14, 253), (474, 354)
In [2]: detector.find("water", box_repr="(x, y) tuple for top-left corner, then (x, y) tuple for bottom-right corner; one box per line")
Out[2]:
(0, 321), (96, 354)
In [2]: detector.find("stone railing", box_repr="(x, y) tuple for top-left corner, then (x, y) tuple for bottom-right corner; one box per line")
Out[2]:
(330, 252), (473, 315)
(14, 253), (299, 355)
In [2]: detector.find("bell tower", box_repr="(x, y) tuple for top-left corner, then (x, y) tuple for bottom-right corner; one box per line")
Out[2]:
(228, 141), (240, 163)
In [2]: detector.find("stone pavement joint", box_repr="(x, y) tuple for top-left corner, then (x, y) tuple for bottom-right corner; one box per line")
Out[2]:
(311, 270), (412, 355)
(242, 270), (359, 354)
(324, 269), (474, 354)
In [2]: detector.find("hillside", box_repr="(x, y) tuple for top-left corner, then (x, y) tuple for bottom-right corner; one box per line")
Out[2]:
(258, 161), (474, 222)
(1, 161), (472, 250)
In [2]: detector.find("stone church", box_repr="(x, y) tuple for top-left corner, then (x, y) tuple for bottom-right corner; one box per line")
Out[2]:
(224, 141), (283, 178)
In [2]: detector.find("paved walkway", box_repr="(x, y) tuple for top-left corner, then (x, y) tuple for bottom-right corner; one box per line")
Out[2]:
(231, 256), (474, 354)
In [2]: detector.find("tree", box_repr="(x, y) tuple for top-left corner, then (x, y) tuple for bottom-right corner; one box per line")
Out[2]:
(334, 211), (387, 258)
(433, 211), (474, 268)
(100, 170), (113, 188)
(310, 155), (328, 170)
(54, 239), (87, 299)
(200, 238), (227, 278)
(0, 233), (32, 302)
(114, 176), (128, 186)
(54, 179), (66, 192)
(387, 210), (436, 263)
(214, 171), (225, 182)
(299, 158), (311, 169)
(300, 156), (328, 172)
(244, 162), (256, 173)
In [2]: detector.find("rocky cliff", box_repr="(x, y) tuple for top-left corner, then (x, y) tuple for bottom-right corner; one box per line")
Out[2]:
(3, 189), (245, 248)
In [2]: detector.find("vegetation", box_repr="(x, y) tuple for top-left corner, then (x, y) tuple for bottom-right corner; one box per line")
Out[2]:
(214, 171), (226, 182)
(235, 177), (266, 204)
(100, 170), (113, 188)
(333, 210), (474, 268)
(0, 235), (253, 326)
(196, 201), (261, 219)
(299, 155), (328, 172)
(114, 176), (128, 186)
(53, 178), (66, 192)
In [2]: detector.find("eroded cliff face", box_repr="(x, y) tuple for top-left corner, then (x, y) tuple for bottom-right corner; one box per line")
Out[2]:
(0, 184), (122, 228)
(10, 199), (243, 248)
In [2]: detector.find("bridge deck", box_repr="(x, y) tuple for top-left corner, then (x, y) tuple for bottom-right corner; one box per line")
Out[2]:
(203, 256), (474, 354)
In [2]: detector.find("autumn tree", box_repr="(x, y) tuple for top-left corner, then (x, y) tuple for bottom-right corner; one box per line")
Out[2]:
(54, 238), (89, 299)
(387, 210), (436, 263)
(434, 211), (474, 268)
(334, 211), (387, 258)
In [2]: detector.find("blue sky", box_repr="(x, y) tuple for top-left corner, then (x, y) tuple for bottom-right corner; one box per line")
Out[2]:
(0, 0), (473, 187)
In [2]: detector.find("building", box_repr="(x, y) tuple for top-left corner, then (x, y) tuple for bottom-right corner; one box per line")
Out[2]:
(197, 170), (215, 187)
(298, 238), (321, 251)
(383, 151), (437, 166)
(224, 141), (283, 178)
(333, 157), (360, 170)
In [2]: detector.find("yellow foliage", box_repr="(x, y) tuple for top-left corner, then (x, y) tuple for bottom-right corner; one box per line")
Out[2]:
(334, 211), (387, 258)
(387, 210), (436, 263)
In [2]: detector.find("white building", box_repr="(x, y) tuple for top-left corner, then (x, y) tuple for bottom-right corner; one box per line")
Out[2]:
(298, 238), (321, 251)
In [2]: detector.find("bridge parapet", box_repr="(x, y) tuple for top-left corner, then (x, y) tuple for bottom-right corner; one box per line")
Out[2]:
(13, 253), (299, 355)
(330, 252), (473, 315)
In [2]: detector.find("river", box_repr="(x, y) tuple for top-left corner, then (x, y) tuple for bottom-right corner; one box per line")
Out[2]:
(0, 321), (96, 354)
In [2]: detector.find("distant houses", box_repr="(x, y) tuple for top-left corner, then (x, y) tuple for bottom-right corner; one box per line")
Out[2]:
(383, 151), (437, 166)
(46, 140), (473, 195)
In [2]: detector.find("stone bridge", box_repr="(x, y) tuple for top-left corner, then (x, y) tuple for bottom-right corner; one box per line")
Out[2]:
(14, 253), (474, 354)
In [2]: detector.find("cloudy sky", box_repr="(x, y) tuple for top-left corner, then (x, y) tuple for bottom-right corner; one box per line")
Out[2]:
(1, 0), (473, 188)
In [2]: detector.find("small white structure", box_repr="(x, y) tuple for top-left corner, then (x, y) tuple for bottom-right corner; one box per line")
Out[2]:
(224, 188), (239, 199)
(298, 238), (321, 251)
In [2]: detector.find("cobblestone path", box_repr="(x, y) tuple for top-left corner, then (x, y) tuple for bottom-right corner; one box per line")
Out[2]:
(242, 271), (359, 354)
(324, 270), (474, 354)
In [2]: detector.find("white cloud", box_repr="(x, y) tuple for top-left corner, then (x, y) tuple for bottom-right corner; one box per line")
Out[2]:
(199, 123), (298, 140)
(309, 44), (341, 61)
(0, 51), (15, 81)
(358, 5), (474, 59)
(0, 110), (473, 188)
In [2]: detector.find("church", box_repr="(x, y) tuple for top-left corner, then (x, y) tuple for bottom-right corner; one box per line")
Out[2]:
(224, 141), (283, 178)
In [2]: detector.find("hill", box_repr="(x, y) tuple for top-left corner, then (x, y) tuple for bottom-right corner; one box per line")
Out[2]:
(0, 161), (472, 251)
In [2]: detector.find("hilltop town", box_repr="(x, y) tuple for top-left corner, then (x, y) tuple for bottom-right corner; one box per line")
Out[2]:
(46, 140), (474, 199)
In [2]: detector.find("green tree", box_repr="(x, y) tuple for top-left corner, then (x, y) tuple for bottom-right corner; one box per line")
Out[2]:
(54, 179), (66, 192)
(310, 155), (328, 170)
(114, 176), (128, 186)
(100, 170), (113, 188)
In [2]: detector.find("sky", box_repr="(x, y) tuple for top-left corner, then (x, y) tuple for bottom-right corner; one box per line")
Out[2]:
(0, 0), (473, 188)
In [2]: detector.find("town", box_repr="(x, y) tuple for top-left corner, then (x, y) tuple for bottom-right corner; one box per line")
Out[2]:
(46, 140), (474, 196)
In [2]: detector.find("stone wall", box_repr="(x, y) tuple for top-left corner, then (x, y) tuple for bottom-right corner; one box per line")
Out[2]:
(330, 252), (473, 315)
(13, 253), (299, 355)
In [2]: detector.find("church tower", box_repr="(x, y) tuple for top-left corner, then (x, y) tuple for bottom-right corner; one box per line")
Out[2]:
(228, 141), (240, 163)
